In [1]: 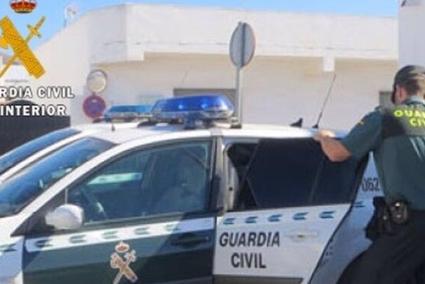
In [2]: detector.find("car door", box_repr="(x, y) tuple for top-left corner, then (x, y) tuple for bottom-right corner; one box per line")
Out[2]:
(214, 138), (365, 284)
(21, 139), (217, 284)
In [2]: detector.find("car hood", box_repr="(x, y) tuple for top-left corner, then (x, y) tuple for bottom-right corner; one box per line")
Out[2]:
(0, 215), (20, 239)
(0, 215), (25, 282)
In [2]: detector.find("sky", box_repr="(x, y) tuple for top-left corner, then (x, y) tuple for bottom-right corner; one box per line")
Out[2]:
(0, 0), (399, 52)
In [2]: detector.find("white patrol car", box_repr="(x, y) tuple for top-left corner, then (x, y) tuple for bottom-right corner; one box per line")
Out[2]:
(0, 122), (139, 182)
(0, 96), (381, 284)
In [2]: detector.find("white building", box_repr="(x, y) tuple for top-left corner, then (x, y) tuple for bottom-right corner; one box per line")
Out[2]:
(399, 0), (425, 66)
(32, 4), (398, 129)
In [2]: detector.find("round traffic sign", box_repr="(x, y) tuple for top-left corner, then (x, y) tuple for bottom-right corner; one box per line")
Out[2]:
(83, 94), (106, 119)
(86, 70), (108, 94)
(229, 22), (256, 68)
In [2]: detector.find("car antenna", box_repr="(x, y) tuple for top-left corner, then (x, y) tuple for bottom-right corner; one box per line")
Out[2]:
(111, 120), (116, 132)
(313, 73), (337, 129)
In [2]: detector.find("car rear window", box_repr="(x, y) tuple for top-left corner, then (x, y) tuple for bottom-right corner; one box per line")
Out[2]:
(236, 138), (365, 209)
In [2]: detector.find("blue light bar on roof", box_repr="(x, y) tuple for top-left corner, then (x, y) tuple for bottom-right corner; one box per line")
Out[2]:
(152, 95), (234, 123)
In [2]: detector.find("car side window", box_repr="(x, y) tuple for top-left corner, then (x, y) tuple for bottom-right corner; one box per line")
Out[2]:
(66, 141), (212, 224)
(229, 139), (365, 210)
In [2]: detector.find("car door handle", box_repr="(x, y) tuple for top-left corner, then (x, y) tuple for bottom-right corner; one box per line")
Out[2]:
(287, 230), (319, 241)
(171, 233), (210, 247)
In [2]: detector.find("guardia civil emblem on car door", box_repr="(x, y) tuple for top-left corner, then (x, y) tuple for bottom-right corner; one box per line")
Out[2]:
(110, 241), (139, 284)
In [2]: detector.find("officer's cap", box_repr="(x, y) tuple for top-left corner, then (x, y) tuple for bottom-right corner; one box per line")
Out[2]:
(394, 65), (425, 85)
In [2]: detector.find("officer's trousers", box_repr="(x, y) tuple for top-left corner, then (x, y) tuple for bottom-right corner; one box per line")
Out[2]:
(348, 211), (425, 284)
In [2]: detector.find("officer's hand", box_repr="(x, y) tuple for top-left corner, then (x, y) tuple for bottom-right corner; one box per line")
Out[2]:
(314, 129), (336, 142)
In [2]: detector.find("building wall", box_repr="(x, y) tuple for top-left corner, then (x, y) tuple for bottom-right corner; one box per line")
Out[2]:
(399, 0), (425, 66)
(87, 55), (396, 130)
(31, 4), (399, 130)
(123, 4), (397, 60)
(244, 58), (396, 129)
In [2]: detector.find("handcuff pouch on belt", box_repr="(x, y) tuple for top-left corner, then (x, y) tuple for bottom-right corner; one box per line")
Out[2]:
(365, 197), (409, 241)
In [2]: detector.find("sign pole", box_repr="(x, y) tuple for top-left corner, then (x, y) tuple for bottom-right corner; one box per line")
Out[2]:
(236, 22), (246, 124)
(236, 66), (243, 123)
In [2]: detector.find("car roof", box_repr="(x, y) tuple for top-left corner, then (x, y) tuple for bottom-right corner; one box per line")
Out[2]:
(87, 123), (346, 145)
(72, 122), (140, 132)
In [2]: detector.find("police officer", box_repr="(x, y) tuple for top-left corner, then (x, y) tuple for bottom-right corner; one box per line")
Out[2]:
(315, 65), (425, 284)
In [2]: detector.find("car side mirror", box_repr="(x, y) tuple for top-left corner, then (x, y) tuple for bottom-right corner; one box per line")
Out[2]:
(45, 204), (84, 231)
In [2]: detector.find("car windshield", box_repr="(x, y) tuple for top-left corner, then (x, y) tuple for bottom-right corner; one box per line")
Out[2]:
(0, 128), (80, 175)
(0, 137), (114, 217)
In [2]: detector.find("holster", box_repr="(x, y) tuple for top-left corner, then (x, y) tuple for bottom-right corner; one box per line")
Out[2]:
(366, 197), (392, 241)
(389, 201), (409, 225)
(365, 197), (409, 241)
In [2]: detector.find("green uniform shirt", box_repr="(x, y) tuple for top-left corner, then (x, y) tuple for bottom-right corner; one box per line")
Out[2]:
(342, 96), (425, 210)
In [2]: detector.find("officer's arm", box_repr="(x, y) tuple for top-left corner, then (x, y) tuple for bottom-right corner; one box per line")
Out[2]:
(316, 110), (382, 162)
(314, 130), (351, 162)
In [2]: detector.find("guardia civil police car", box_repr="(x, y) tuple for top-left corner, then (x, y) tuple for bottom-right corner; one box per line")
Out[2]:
(0, 96), (381, 284)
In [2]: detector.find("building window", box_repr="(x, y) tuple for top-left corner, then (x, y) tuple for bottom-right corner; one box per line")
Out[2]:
(379, 91), (393, 109)
(174, 88), (236, 104)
